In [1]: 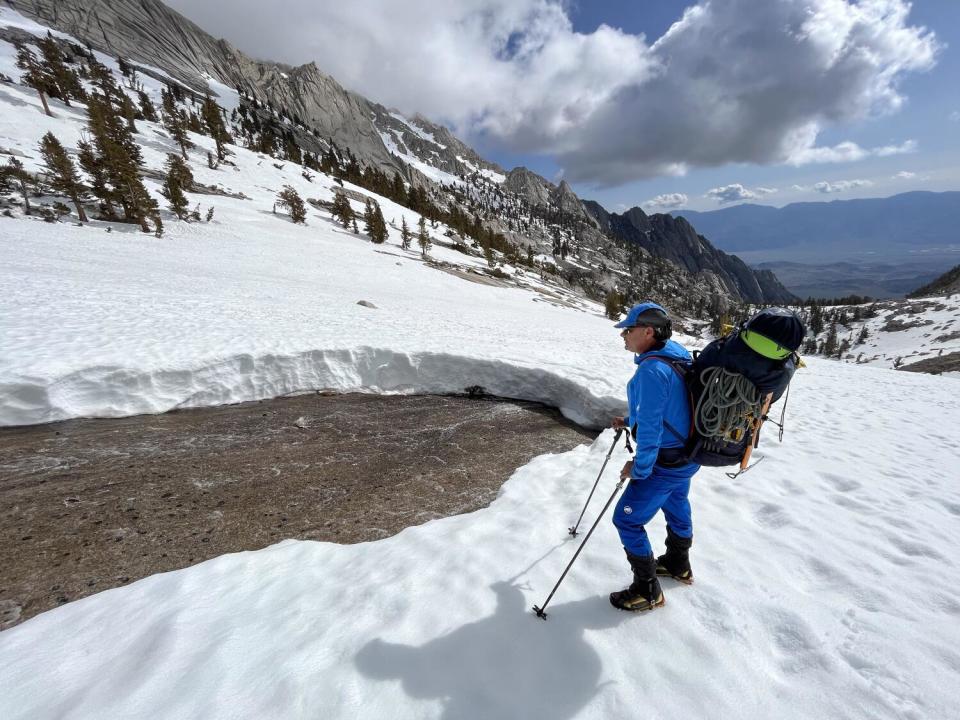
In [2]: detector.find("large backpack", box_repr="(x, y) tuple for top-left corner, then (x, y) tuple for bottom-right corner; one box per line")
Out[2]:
(647, 307), (805, 477)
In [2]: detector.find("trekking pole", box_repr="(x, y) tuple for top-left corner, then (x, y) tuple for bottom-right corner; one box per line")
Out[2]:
(568, 428), (624, 537)
(534, 472), (631, 620)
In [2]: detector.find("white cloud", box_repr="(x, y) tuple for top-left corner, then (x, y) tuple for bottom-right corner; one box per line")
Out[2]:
(704, 183), (777, 204)
(165, 0), (940, 185)
(813, 179), (873, 194)
(643, 193), (688, 210)
(874, 140), (918, 157)
(788, 138), (916, 165)
(893, 170), (916, 179)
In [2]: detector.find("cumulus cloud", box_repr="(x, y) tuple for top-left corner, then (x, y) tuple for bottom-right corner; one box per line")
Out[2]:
(893, 170), (916, 179)
(704, 184), (777, 204)
(788, 138), (916, 165)
(643, 193), (688, 210)
(813, 179), (873, 193)
(165, 0), (939, 185)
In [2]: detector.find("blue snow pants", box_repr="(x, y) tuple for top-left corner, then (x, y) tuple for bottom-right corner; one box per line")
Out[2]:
(612, 464), (696, 557)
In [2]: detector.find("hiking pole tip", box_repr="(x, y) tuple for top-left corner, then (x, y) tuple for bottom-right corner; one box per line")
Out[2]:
(533, 605), (548, 620)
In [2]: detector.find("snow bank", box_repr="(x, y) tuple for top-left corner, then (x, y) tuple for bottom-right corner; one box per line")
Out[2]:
(0, 348), (619, 428)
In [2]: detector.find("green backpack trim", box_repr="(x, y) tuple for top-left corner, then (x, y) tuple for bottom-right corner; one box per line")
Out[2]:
(741, 329), (792, 360)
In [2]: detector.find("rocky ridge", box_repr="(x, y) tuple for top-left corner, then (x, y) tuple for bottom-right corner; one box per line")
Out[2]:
(7, 0), (795, 307)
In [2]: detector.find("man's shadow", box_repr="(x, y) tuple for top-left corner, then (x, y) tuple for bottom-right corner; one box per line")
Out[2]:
(355, 581), (631, 719)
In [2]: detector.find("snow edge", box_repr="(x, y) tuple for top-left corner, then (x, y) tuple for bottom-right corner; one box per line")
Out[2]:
(0, 347), (622, 429)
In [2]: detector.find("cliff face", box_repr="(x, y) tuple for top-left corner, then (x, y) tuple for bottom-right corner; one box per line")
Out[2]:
(589, 205), (797, 304)
(503, 167), (552, 207)
(9, 0), (405, 173)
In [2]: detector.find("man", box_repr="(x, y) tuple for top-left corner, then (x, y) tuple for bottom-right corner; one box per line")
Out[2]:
(609, 301), (699, 612)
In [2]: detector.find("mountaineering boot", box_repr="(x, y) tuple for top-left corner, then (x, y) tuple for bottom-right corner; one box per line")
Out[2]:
(656, 528), (693, 585)
(609, 551), (665, 612)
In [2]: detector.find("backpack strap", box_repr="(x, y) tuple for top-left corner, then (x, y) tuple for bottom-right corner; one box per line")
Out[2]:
(637, 355), (694, 442)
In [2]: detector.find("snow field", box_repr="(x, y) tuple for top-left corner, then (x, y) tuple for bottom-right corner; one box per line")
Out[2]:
(1, 358), (959, 719)
(1, 14), (960, 718)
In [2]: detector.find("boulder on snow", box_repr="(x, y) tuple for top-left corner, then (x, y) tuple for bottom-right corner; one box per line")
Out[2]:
(357, 300), (377, 309)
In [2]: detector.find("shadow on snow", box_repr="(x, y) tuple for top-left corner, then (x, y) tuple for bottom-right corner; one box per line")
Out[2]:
(355, 581), (629, 719)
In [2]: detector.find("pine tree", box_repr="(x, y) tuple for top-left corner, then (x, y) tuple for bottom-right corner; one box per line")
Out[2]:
(80, 93), (158, 232)
(417, 215), (431, 258)
(604, 290), (624, 320)
(483, 240), (495, 268)
(369, 203), (388, 244)
(15, 44), (54, 116)
(416, 216), (430, 255)
(187, 112), (204, 134)
(119, 92), (138, 133)
(390, 171), (406, 203)
(77, 134), (113, 218)
(5, 157), (32, 215)
(276, 185), (306, 224)
(331, 192), (354, 228)
(161, 153), (192, 219)
(400, 216), (412, 250)
(363, 198), (375, 237)
(38, 132), (88, 221)
(85, 55), (119, 98)
(161, 88), (193, 159)
(809, 303), (825, 335)
(138, 90), (158, 122)
(823, 321), (839, 357)
(38, 34), (84, 105)
(201, 95), (232, 160)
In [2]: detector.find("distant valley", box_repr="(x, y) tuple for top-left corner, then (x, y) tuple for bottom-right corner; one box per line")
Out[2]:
(674, 192), (960, 298)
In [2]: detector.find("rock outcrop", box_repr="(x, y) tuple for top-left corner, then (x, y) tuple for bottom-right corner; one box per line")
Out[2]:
(585, 203), (797, 304)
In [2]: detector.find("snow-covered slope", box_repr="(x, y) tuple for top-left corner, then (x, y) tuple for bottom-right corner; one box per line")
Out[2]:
(798, 296), (960, 373)
(0, 19), (612, 429)
(1, 363), (958, 720)
(2, 11), (960, 720)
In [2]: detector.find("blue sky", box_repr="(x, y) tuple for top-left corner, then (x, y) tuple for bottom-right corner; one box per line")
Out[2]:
(169, 0), (960, 214)
(479, 0), (960, 212)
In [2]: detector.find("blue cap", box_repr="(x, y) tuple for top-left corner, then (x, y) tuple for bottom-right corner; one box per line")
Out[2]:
(614, 301), (669, 328)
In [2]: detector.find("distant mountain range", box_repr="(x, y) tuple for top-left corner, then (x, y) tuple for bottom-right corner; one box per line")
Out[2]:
(673, 192), (960, 299)
(673, 191), (960, 256)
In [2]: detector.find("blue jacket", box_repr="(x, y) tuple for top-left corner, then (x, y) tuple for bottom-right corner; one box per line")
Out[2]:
(625, 339), (696, 480)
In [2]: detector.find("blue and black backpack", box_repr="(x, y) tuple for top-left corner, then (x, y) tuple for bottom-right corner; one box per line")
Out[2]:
(649, 307), (805, 476)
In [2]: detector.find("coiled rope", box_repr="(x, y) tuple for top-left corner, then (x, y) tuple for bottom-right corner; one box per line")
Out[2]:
(694, 367), (763, 442)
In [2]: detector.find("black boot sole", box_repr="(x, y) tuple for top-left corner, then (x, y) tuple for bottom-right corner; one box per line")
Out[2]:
(609, 592), (666, 612)
(655, 568), (694, 585)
